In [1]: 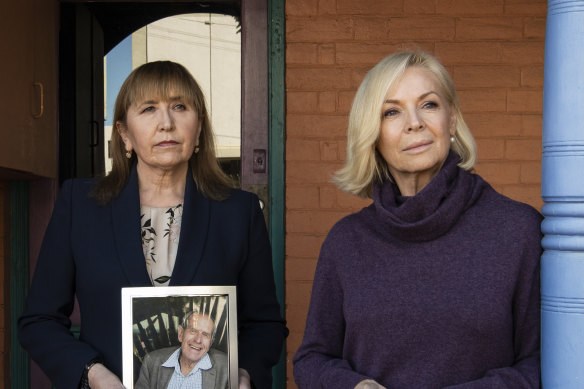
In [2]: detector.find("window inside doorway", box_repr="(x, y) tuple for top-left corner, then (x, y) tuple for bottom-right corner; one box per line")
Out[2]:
(103, 13), (241, 182)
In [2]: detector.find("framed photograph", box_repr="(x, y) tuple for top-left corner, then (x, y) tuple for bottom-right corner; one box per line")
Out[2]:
(122, 286), (238, 388)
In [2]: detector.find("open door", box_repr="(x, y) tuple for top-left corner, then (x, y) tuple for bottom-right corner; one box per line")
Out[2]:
(59, 3), (105, 181)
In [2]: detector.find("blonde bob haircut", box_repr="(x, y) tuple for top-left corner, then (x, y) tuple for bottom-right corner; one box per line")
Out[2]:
(333, 51), (477, 198)
(92, 61), (233, 204)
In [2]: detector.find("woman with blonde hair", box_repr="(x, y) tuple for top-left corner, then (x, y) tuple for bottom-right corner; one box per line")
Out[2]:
(293, 51), (541, 388)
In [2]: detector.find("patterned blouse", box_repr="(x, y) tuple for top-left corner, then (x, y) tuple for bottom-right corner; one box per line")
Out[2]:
(140, 204), (183, 286)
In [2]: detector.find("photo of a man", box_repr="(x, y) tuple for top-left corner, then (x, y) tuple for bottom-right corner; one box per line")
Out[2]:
(135, 311), (228, 389)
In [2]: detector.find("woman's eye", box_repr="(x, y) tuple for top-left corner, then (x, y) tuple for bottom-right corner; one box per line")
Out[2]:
(383, 109), (399, 118)
(141, 106), (155, 113)
(173, 103), (186, 110)
(422, 101), (438, 109)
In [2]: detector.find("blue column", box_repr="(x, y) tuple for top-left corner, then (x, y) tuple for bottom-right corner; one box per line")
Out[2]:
(541, 1), (584, 387)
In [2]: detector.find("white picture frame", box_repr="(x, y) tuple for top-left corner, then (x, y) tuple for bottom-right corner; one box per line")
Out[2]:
(122, 285), (238, 388)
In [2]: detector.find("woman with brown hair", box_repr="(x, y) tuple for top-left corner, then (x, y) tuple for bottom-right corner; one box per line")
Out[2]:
(19, 61), (287, 389)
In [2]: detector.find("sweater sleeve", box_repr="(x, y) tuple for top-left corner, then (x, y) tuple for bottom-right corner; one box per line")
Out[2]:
(236, 194), (288, 389)
(17, 180), (102, 388)
(444, 211), (542, 389)
(293, 229), (370, 389)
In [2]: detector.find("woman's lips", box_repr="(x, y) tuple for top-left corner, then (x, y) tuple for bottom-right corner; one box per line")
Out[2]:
(156, 140), (178, 147)
(403, 140), (432, 153)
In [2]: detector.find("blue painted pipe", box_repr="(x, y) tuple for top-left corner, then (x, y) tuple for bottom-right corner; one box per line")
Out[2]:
(541, 1), (584, 387)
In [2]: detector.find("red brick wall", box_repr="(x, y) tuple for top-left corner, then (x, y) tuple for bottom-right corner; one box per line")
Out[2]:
(284, 0), (546, 387)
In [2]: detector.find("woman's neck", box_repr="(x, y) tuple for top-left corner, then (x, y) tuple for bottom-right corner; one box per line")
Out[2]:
(390, 160), (446, 196)
(137, 163), (188, 207)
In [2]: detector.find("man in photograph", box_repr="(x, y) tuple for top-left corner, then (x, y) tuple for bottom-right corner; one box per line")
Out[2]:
(135, 311), (229, 389)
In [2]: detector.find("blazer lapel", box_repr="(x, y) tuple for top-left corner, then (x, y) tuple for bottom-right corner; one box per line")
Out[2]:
(202, 366), (217, 388)
(169, 170), (210, 285)
(111, 165), (152, 286)
(159, 364), (174, 387)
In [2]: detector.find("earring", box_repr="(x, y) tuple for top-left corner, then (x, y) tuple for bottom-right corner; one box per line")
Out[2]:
(450, 136), (455, 143)
(194, 146), (200, 154)
(126, 150), (132, 159)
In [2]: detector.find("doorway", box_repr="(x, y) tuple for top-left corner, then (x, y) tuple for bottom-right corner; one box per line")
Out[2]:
(23, 0), (285, 387)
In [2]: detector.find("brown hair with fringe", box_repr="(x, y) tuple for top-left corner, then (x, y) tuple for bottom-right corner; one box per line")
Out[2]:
(91, 61), (233, 205)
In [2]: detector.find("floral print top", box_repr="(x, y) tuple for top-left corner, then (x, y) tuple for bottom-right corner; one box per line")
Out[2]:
(140, 204), (183, 286)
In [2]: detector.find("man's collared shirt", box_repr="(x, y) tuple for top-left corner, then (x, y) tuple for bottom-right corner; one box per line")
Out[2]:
(162, 348), (213, 389)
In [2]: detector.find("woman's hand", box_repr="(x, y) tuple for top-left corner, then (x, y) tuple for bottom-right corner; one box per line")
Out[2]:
(354, 379), (387, 389)
(238, 368), (252, 389)
(88, 363), (125, 388)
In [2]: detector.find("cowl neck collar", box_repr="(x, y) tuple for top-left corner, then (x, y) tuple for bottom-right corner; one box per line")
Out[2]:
(372, 151), (483, 242)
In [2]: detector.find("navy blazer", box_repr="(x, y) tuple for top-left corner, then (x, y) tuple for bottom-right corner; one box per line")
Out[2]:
(18, 167), (287, 389)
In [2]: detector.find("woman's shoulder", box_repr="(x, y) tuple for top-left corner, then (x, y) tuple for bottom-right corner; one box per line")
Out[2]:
(323, 204), (376, 245)
(223, 187), (258, 202)
(64, 176), (99, 190)
(484, 183), (540, 216)
(57, 177), (101, 203)
(206, 188), (263, 216)
(213, 188), (259, 206)
(473, 175), (543, 230)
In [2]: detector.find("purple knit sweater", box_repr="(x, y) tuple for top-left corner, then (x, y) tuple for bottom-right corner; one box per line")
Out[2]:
(293, 152), (542, 388)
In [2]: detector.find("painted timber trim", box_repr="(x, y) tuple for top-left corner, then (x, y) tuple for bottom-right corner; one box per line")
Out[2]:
(268, 0), (286, 387)
(10, 181), (30, 388)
